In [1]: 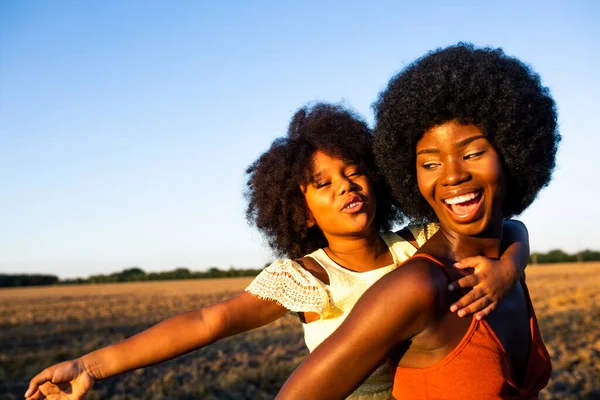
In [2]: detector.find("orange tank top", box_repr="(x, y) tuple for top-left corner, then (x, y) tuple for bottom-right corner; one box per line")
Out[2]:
(390, 253), (551, 400)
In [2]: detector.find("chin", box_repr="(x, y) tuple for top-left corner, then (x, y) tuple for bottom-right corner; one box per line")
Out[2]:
(452, 213), (504, 238)
(436, 207), (500, 237)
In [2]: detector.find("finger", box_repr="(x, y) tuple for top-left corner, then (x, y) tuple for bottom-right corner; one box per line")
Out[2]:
(453, 262), (475, 272)
(25, 388), (44, 400)
(25, 382), (39, 398)
(448, 274), (480, 291)
(457, 297), (493, 318)
(25, 370), (54, 398)
(474, 302), (498, 320)
(454, 256), (485, 269)
(449, 288), (484, 313)
(39, 381), (63, 397)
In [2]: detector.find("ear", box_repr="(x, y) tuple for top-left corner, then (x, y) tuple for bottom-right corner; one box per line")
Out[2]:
(306, 211), (316, 228)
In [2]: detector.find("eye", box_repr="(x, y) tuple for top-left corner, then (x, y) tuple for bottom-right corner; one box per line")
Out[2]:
(464, 151), (485, 160)
(421, 162), (440, 170)
(315, 181), (331, 189)
(345, 164), (364, 177)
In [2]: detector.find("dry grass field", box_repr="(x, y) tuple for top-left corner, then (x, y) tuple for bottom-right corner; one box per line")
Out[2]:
(1, 264), (599, 399)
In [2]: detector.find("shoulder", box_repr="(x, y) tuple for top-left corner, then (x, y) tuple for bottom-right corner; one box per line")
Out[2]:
(375, 255), (448, 305)
(249, 258), (325, 287)
(245, 258), (331, 316)
(502, 218), (528, 232)
(344, 255), (451, 343)
(349, 255), (450, 324)
(296, 256), (329, 285)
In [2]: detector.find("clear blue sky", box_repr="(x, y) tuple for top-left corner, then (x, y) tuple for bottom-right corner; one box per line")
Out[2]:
(1, 1), (598, 279)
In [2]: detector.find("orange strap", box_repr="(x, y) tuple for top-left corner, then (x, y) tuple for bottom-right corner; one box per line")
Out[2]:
(409, 253), (468, 295)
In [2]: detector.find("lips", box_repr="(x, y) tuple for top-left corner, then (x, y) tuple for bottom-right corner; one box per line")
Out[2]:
(342, 195), (365, 213)
(442, 191), (482, 218)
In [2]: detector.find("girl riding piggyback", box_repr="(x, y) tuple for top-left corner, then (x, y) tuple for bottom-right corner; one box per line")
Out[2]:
(26, 103), (529, 400)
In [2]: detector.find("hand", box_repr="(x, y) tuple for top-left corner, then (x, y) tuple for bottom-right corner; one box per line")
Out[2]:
(448, 256), (518, 320)
(25, 359), (96, 400)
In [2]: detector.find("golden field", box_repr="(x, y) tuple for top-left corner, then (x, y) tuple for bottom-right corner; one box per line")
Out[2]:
(1, 264), (599, 399)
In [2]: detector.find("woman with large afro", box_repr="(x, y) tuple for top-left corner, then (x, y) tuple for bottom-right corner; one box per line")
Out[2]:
(277, 43), (560, 399)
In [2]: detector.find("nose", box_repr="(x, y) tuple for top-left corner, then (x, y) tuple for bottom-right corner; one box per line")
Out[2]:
(441, 158), (471, 186)
(337, 176), (359, 195)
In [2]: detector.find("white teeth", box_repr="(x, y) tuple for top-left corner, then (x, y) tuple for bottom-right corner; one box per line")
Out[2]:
(444, 193), (479, 205)
(345, 201), (361, 209)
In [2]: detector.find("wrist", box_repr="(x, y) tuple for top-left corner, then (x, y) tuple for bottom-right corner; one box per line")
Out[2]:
(500, 258), (519, 283)
(78, 355), (102, 381)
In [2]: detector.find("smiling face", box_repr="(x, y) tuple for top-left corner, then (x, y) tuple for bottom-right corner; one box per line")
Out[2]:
(416, 120), (505, 236)
(302, 150), (377, 240)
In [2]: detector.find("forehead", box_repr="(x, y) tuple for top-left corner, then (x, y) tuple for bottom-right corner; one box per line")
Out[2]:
(417, 121), (485, 150)
(310, 150), (353, 172)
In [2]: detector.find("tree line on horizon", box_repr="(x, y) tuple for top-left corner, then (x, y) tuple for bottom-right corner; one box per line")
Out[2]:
(529, 249), (600, 264)
(2, 248), (600, 288)
(0, 266), (263, 288)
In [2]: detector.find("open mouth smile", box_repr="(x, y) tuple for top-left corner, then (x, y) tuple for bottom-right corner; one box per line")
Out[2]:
(442, 192), (482, 218)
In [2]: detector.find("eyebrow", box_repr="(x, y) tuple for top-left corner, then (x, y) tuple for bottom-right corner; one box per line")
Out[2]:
(416, 135), (487, 155)
(456, 135), (486, 148)
(308, 171), (324, 183)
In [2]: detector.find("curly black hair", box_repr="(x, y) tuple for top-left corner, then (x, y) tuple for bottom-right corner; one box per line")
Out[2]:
(373, 43), (560, 222)
(245, 103), (403, 259)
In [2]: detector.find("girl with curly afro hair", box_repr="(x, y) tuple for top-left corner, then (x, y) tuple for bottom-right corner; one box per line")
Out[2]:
(277, 44), (559, 400)
(26, 102), (530, 400)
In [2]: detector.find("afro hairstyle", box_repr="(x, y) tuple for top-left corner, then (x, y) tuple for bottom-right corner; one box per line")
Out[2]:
(245, 102), (403, 259)
(373, 43), (560, 222)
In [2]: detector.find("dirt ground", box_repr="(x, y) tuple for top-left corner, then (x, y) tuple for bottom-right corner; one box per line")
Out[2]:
(1, 263), (598, 399)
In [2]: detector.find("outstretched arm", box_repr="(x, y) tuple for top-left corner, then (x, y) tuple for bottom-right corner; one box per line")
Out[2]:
(449, 219), (530, 319)
(25, 292), (288, 400)
(276, 261), (442, 400)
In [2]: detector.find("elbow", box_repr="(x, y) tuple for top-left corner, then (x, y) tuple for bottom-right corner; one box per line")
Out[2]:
(187, 306), (229, 345)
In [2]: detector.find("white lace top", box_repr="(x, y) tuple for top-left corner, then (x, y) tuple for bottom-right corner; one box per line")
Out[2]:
(246, 224), (438, 400)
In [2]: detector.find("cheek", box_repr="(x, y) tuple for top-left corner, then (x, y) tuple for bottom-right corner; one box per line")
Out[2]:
(306, 197), (324, 217)
(485, 159), (505, 197)
(303, 192), (320, 216)
(306, 193), (334, 222)
(417, 170), (434, 202)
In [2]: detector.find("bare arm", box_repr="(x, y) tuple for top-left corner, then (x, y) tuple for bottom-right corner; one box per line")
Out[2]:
(276, 260), (442, 400)
(84, 291), (288, 378)
(449, 219), (530, 318)
(26, 292), (288, 399)
(500, 219), (530, 279)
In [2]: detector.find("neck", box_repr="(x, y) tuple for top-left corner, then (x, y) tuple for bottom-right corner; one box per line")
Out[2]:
(437, 222), (503, 261)
(323, 227), (391, 272)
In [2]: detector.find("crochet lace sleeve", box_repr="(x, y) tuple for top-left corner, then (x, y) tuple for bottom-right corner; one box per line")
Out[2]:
(245, 259), (332, 317)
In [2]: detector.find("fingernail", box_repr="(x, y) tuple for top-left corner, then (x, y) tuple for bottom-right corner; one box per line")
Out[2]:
(450, 305), (457, 312)
(475, 314), (482, 321)
(458, 310), (465, 317)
